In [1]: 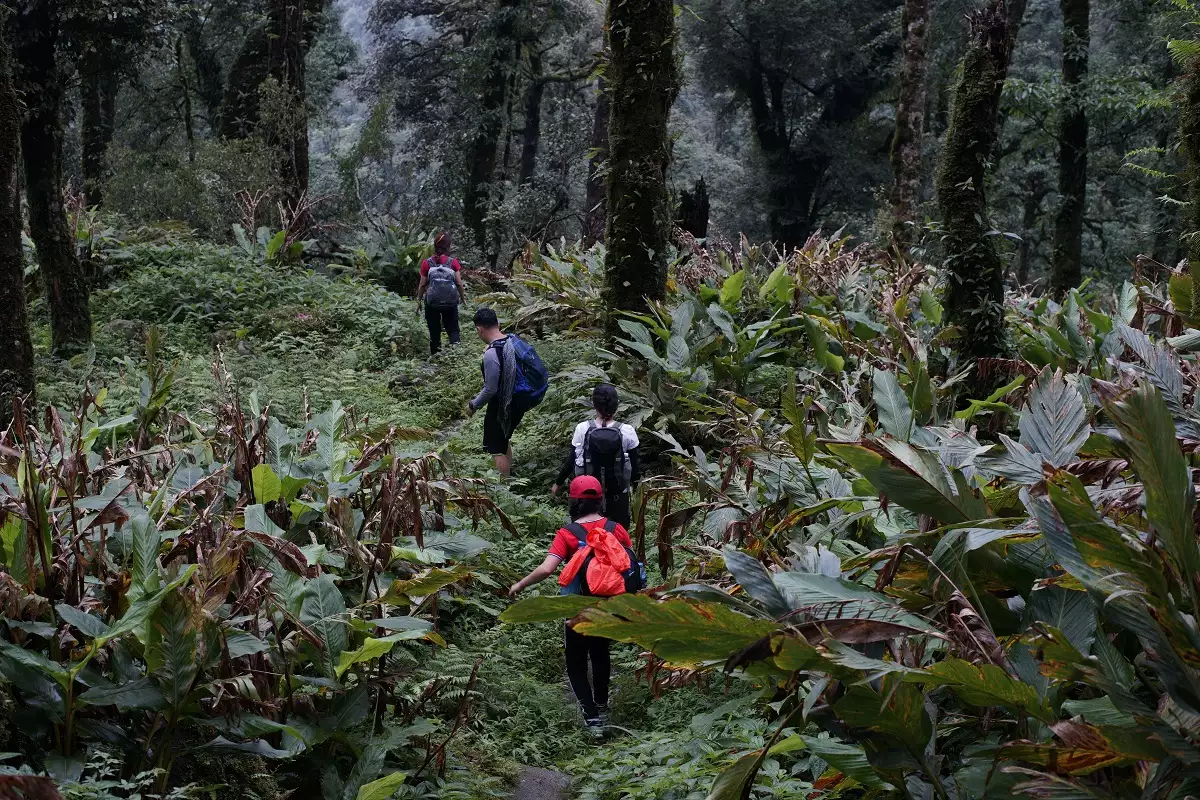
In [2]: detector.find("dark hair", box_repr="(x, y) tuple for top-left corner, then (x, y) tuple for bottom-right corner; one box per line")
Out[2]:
(569, 497), (605, 521)
(434, 232), (451, 255)
(473, 307), (499, 328)
(593, 383), (619, 420)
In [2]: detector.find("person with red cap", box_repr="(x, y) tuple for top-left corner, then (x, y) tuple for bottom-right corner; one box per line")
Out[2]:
(507, 475), (634, 729)
(416, 232), (468, 355)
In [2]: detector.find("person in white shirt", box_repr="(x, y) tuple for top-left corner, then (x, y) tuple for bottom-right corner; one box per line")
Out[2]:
(551, 384), (641, 526)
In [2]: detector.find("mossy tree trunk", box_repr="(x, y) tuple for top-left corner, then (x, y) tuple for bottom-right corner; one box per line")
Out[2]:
(584, 75), (610, 245)
(603, 0), (679, 322)
(266, 0), (312, 230)
(1049, 0), (1089, 297)
(890, 0), (930, 245)
(0, 28), (35, 421)
(518, 54), (544, 186)
(217, 23), (270, 138)
(13, 0), (92, 355)
(80, 40), (119, 208)
(465, 0), (520, 268)
(935, 0), (1027, 362)
(1181, 57), (1200, 315)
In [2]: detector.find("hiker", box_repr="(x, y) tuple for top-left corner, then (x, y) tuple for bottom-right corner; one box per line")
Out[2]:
(508, 475), (646, 729)
(416, 232), (467, 355)
(552, 384), (640, 527)
(467, 308), (548, 477)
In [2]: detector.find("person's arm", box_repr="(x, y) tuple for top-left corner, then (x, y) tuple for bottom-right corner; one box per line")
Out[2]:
(454, 263), (467, 305)
(469, 348), (500, 411)
(552, 445), (575, 493)
(509, 554), (561, 597)
(628, 446), (641, 486)
(416, 273), (428, 300)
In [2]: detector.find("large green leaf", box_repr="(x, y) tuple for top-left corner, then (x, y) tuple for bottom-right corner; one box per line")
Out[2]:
(769, 572), (932, 632)
(572, 596), (779, 669)
(78, 677), (165, 710)
(336, 634), (411, 678)
(301, 574), (349, 680)
(770, 735), (893, 790)
(873, 369), (913, 441)
(129, 512), (161, 600)
(833, 676), (932, 755)
(356, 772), (408, 800)
(719, 270), (746, 311)
(56, 604), (109, 639)
(828, 439), (988, 524)
(1102, 384), (1199, 591)
(383, 566), (472, 603)
(251, 463), (282, 505)
(1018, 369), (1089, 467)
(499, 595), (597, 624)
(921, 658), (1055, 723)
(722, 547), (789, 618)
(0, 639), (70, 688)
(706, 748), (763, 800)
(146, 594), (199, 713)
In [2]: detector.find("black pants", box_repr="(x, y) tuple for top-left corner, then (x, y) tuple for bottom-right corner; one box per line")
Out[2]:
(425, 304), (460, 354)
(565, 624), (610, 717)
(605, 492), (631, 527)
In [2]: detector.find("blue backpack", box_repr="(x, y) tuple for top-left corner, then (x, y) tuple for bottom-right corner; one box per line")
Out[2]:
(493, 335), (549, 407)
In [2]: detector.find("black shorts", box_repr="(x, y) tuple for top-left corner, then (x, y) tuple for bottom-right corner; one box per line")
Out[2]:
(482, 397), (529, 454)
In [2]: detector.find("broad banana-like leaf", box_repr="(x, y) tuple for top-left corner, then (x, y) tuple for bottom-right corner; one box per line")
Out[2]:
(301, 574), (348, 680)
(828, 439), (988, 524)
(1102, 384), (1200, 594)
(770, 572), (932, 632)
(975, 434), (1044, 484)
(722, 547), (789, 618)
(78, 677), (165, 711)
(833, 676), (932, 755)
(572, 595), (779, 669)
(356, 772), (408, 800)
(770, 735), (893, 790)
(1018, 369), (1089, 468)
(500, 595), (597, 624)
(920, 658), (1055, 723)
(383, 565), (471, 603)
(705, 748), (764, 800)
(250, 463), (282, 505)
(129, 512), (161, 601)
(719, 270), (746, 312)
(872, 368), (913, 441)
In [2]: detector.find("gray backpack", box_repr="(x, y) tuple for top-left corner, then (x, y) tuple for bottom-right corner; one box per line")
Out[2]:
(425, 257), (460, 306)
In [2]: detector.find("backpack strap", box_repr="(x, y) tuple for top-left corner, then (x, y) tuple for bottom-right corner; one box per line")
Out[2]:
(563, 522), (590, 549)
(602, 519), (618, 533)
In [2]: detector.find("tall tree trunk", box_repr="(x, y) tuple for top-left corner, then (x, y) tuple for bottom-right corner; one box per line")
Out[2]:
(465, 0), (519, 267)
(1180, 56), (1200, 318)
(604, 0), (679, 322)
(184, 23), (227, 130)
(1014, 183), (1047, 286)
(890, 0), (930, 245)
(1049, 0), (1089, 297)
(584, 75), (610, 245)
(934, 0), (1026, 362)
(80, 41), (119, 208)
(0, 28), (35, 421)
(677, 176), (710, 239)
(518, 54), (544, 186)
(267, 0), (311, 231)
(217, 23), (271, 139)
(176, 36), (196, 162)
(13, 0), (92, 355)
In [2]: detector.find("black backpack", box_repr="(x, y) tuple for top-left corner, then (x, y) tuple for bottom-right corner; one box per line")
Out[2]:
(582, 421), (629, 493)
(559, 520), (647, 596)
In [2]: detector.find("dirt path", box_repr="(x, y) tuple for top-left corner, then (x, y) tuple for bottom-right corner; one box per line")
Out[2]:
(512, 767), (571, 800)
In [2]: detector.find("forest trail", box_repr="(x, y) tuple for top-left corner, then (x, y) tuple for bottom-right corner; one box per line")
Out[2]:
(512, 767), (572, 800)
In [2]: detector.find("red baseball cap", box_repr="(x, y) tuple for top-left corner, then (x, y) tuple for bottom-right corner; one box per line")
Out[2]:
(569, 475), (603, 499)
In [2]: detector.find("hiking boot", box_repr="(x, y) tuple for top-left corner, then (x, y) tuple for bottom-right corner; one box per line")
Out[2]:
(585, 716), (603, 730)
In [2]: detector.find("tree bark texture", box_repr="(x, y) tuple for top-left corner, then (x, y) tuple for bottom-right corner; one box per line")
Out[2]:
(267, 0), (312, 229)
(1014, 183), (1047, 286)
(1049, 0), (1089, 297)
(12, 0), (92, 355)
(890, 0), (930, 245)
(677, 176), (710, 239)
(80, 40), (119, 208)
(0, 28), (35, 420)
(518, 54), (544, 186)
(217, 23), (271, 139)
(584, 75), (610, 245)
(1181, 57), (1200, 317)
(603, 0), (679, 320)
(464, 0), (519, 267)
(934, 0), (1026, 362)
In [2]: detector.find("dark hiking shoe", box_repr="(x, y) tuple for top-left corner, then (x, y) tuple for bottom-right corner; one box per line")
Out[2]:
(585, 716), (603, 730)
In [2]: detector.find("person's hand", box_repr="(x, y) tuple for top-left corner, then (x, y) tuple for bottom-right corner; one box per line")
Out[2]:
(466, 402), (477, 418)
(414, 300), (422, 317)
(508, 583), (522, 599)
(550, 483), (560, 497)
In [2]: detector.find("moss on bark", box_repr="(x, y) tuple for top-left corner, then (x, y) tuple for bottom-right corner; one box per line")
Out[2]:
(890, 0), (930, 245)
(935, 0), (1026, 362)
(0, 27), (35, 421)
(12, 0), (92, 356)
(1049, 0), (1089, 298)
(603, 0), (679, 323)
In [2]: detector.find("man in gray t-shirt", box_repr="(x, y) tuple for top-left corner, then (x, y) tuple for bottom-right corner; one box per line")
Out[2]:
(467, 308), (526, 477)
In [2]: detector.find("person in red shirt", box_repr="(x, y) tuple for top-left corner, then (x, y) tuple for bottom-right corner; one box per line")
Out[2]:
(508, 476), (630, 729)
(416, 232), (468, 355)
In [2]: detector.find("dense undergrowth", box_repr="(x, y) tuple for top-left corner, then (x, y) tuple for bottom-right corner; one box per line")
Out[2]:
(10, 222), (1200, 798)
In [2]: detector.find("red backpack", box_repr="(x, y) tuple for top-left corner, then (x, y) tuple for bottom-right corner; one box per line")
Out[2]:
(557, 520), (646, 597)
